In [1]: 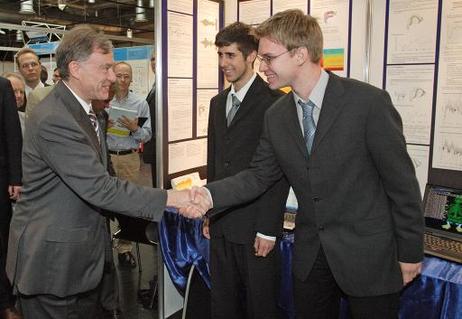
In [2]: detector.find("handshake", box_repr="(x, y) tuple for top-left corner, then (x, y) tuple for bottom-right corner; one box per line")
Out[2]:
(166, 186), (213, 219)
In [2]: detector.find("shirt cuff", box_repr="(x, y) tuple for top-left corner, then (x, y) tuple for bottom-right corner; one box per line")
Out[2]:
(256, 233), (276, 241)
(202, 187), (214, 208)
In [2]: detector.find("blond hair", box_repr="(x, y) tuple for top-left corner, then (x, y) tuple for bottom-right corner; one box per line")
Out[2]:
(254, 9), (323, 63)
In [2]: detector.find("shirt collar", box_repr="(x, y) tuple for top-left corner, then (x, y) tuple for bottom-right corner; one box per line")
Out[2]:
(62, 81), (93, 114)
(293, 69), (329, 108)
(229, 72), (257, 102)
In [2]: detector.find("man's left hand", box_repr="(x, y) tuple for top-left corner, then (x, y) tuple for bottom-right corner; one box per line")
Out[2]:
(8, 185), (21, 201)
(254, 236), (275, 257)
(118, 116), (138, 132)
(399, 261), (422, 286)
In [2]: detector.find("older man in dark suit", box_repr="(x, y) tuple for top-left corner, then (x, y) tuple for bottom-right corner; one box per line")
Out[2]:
(190, 9), (424, 319)
(6, 25), (204, 319)
(0, 77), (22, 319)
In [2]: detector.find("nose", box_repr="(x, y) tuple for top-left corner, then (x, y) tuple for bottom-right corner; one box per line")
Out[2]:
(258, 60), (268, 72)
(219, 56), (227, 68)
(108, 68), (116, 82)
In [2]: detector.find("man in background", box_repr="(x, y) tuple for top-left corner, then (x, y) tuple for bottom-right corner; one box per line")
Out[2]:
(92, 86), (124, 319)
(203, 22), (288, 319)
(25, 68), (60, 120)
(0, 77), (22, 319)
(52, 67), (61, 84)
(16, 48), (43, 96)
(107, 61), (152, 269)
(2, 72), (26, 135)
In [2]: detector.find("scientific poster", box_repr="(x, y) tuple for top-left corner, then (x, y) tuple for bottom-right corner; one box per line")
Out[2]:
(168, 11), (193, 77)
(310, 0), (349, 76)
(168, 78), (193, 141)
(407, 145), (429, 197)
(197, 0), (220, 88)
(239, 0), (271, 25)
(273, 0), (307, 14)
(432, 0), (462, 171)
(167, 0), (193, 15)
(386, 65), (434, 145)
(196, 89), (217, 137)
(168, 138), (207, 174)
(387, 0), (438, 64)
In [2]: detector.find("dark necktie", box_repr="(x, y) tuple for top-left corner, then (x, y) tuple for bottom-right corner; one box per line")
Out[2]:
(298, 99), (316, 154)
(227, 94), (240, 127)
(88, 109), (100, 145)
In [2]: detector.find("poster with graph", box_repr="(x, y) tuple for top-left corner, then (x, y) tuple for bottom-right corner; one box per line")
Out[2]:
(432, 0), (462, 171)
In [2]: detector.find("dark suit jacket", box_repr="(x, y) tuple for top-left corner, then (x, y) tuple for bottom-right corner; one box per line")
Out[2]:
(0, 77), (22, 185)
(0, 77), (22, 217)
(6, 81), (167, 297)
(142, 85), (156, 167)
(207, 74), (288, 243)
(207, 73), (424, 296)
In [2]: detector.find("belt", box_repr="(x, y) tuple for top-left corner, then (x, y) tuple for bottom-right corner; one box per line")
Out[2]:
(109, 149), (136, 155)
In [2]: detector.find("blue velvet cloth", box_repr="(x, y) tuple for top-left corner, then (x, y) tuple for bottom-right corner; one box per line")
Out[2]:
(158, 209), (210, 295)
(159, 211), (462, 318)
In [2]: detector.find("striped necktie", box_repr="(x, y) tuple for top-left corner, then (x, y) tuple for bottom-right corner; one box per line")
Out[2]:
(298, 99), (316, 154)
(88, 109), (100, 145)
(227, 94), (240, 127)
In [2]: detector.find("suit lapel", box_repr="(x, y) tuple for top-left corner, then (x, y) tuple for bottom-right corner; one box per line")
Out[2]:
(228, 75), (264, 128)
(56, 82), (104, 161)
(97, 113), (108, 168)
(281, 93), (308, 159)
(215, 87), (230, 132)
(311, 73), (346, 154)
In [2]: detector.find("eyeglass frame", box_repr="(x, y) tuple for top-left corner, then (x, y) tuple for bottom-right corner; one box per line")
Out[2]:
(256, 50), (292, 65)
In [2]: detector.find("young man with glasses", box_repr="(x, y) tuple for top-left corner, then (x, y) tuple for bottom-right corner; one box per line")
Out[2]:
(192, 9), (423, 319)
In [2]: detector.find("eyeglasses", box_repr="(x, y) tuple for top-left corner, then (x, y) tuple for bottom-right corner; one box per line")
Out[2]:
(256, 50), (291, 65)
(20, 62), (39, 69)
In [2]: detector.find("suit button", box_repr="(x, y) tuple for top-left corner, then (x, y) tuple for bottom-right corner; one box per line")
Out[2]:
(313, 197), (321, 202)
(224, 161), (230, 168)
(318, 225), (324, 231)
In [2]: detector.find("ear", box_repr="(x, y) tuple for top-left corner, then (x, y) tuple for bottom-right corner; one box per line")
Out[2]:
(295, 47), (309, 65)
(68, 61), (80, 80)
(247, 50), (257, 64)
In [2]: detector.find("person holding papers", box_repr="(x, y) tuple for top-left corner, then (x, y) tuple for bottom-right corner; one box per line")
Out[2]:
(107, 61), (152, 269)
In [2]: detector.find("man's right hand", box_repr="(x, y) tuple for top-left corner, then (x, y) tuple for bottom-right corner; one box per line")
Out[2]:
(202, 217), (210, 239)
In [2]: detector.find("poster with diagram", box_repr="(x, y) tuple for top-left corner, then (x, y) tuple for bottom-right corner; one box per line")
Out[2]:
(432, 0), (462, 171)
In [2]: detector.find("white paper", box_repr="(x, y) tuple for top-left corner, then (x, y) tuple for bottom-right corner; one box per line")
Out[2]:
(387, 0), (438, 64)
(385, 65), (434, 145)
(273, 0), (308, 14)
(407, 144), (429, 198)
(197, 0), (220, 88)
(196, 89), (217, 137)
(168, 78), (193, 141)
(167, 0), (193, 14)
(124, 60), (150, 97)
(168, 138), (207, 174)
(168, 12), (193, 77)
(432, 0), (462, 171)
(310, 0), (350, 76)
(239, 0), (271, 25)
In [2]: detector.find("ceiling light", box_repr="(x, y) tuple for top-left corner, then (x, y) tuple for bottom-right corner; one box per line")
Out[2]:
(126, 29), (133, 38)
(149, 0), (154, 8)
(16, 30), (23, 42)
(19, 0), (36, 14)
(57, 0), (67, 11)
(88, 0), (96, 3)
(135, 0), (147, 22)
